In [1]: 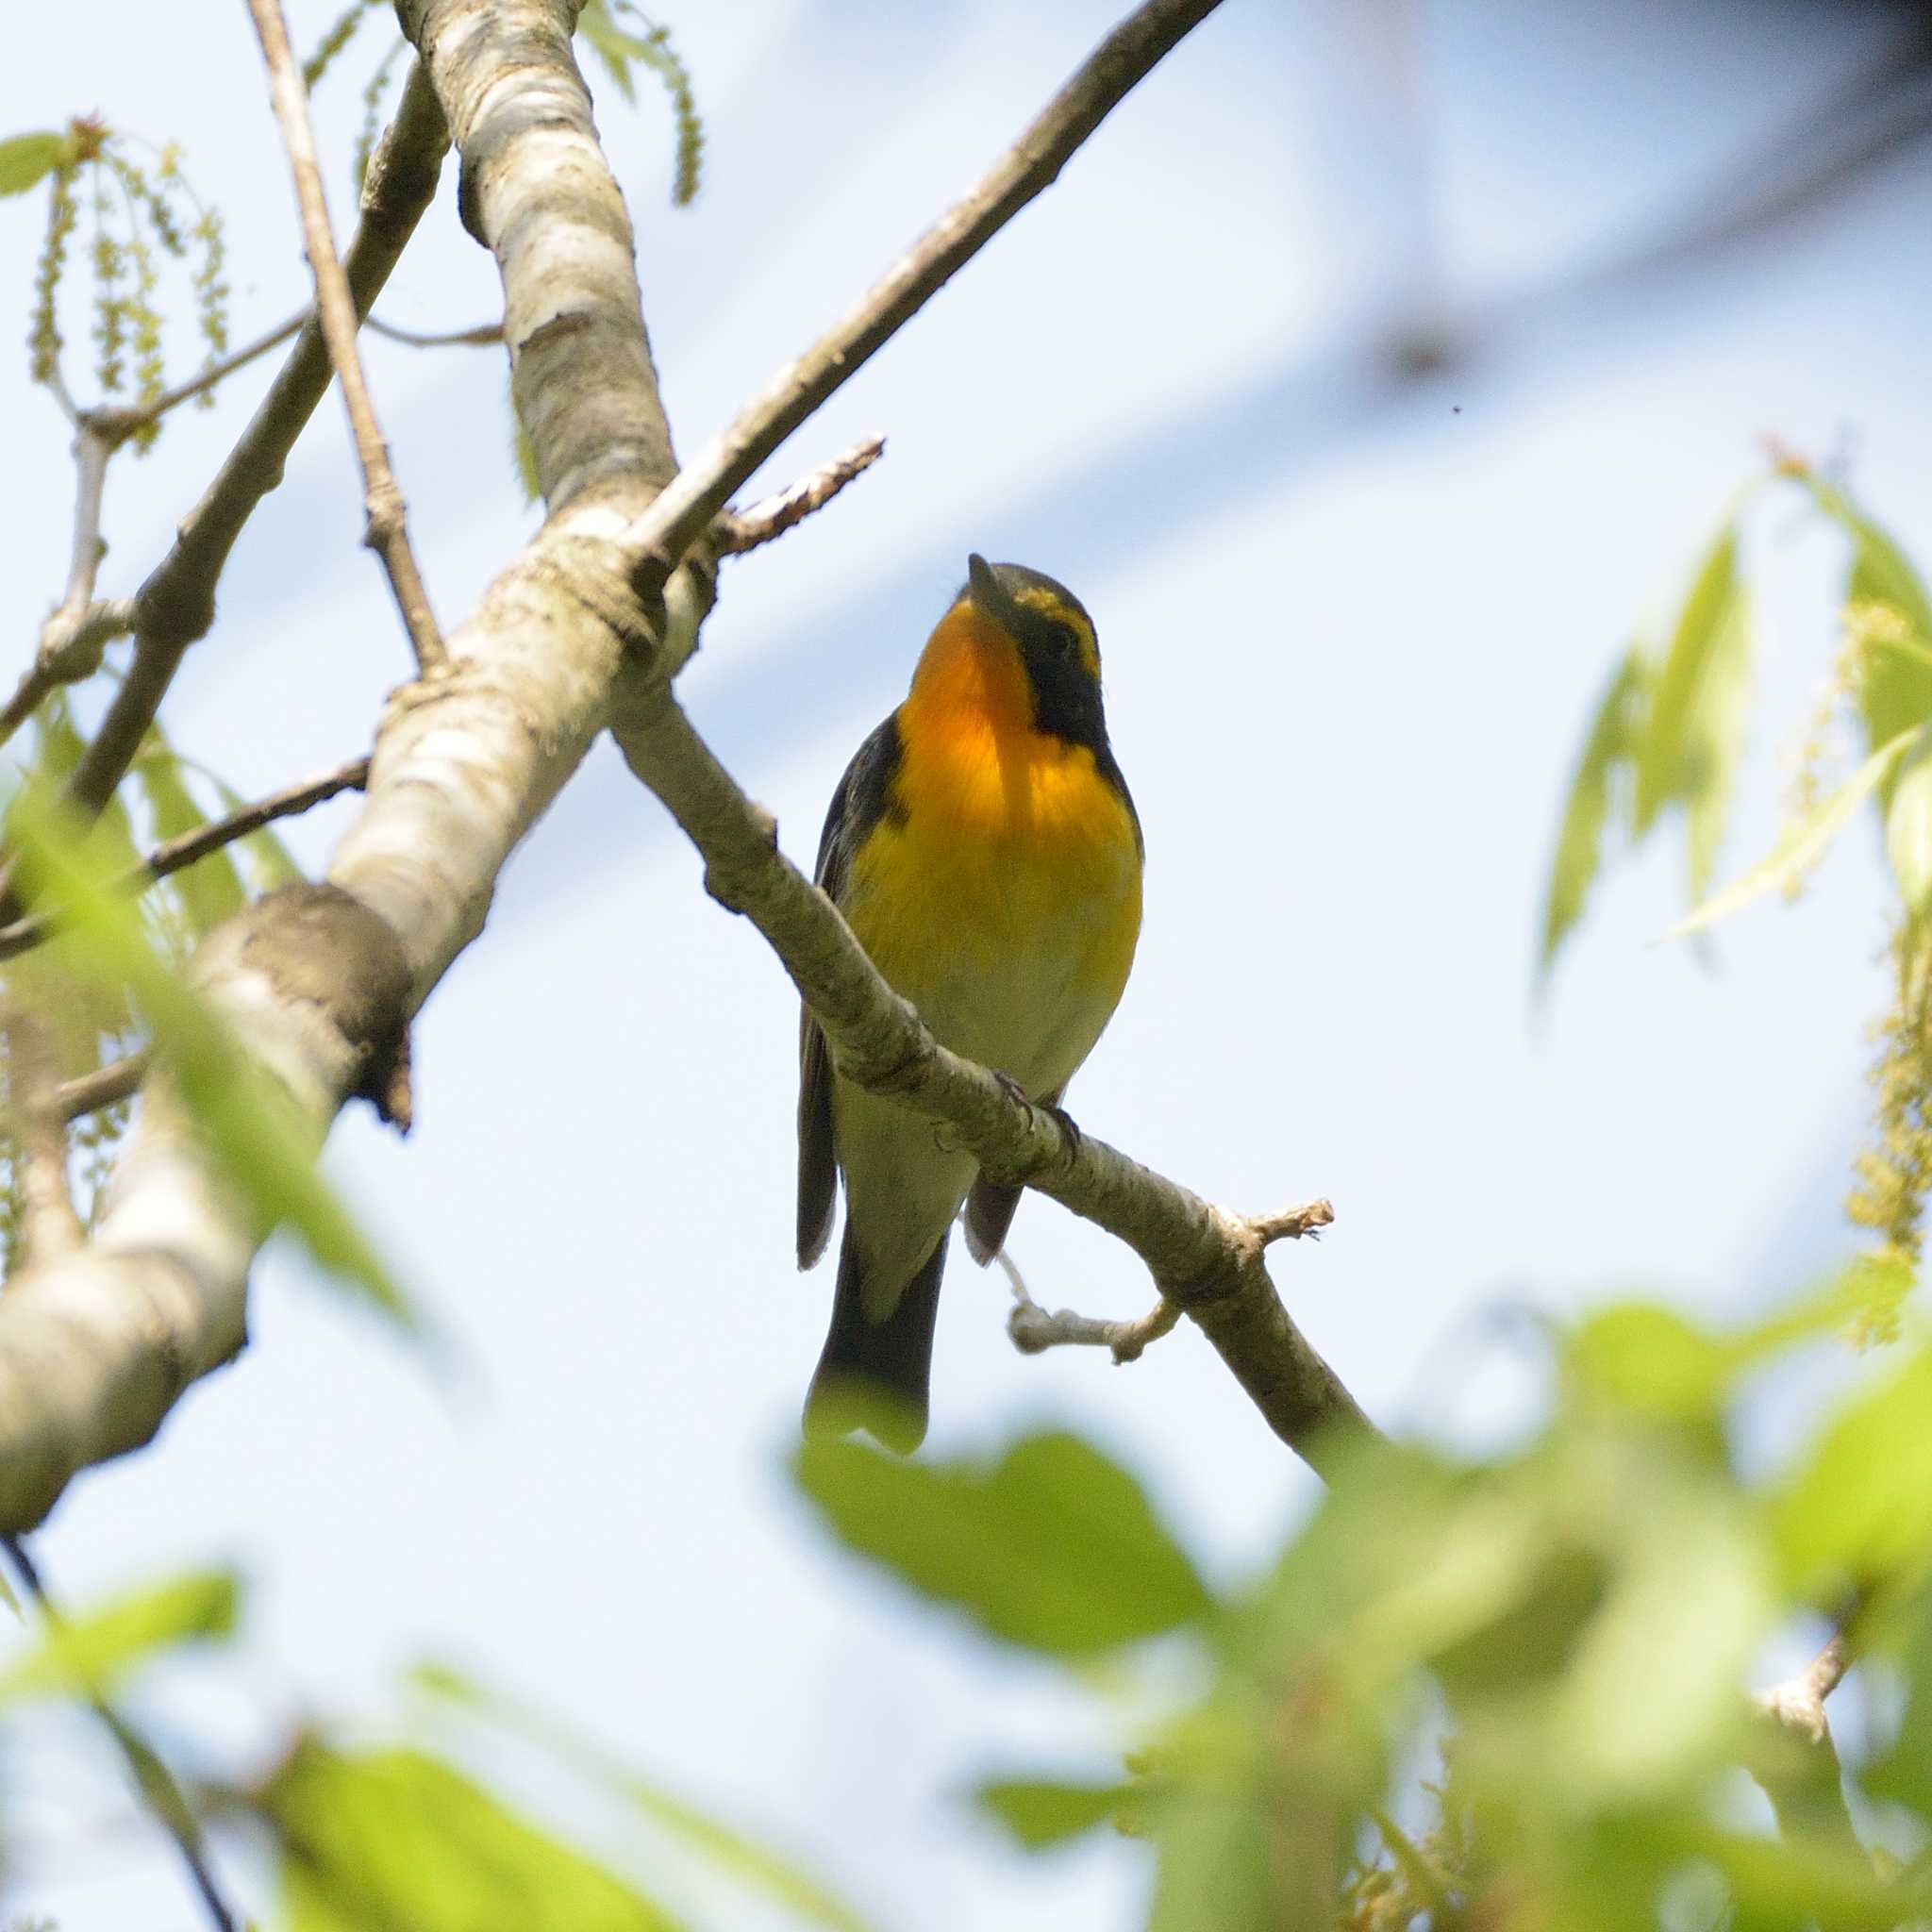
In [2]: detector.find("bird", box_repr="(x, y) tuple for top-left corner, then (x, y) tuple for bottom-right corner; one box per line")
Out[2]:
(798, 554), (1142, 1451)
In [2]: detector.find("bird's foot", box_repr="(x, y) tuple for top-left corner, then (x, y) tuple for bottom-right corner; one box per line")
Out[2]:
(992, 1071), (1081, 1158)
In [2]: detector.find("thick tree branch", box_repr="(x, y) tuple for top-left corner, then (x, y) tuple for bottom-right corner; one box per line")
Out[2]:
(64, 59), (449, 820)
(0, 0), (1248, 1529)
(0, 757), (370, 964)
(610, 688), (1372, 1474)
(0, 0), (671, 1535)
(244, 0), (445, 675)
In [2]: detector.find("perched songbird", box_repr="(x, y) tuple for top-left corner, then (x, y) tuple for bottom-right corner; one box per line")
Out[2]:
(798, 555), (1142, 1450)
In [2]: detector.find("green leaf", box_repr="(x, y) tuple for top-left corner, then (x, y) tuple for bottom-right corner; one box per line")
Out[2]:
(8, 786), (412, 1327)
(794, 1429), (1212, 1657)
(1667, 724), (1921, 939)
(135, 749), (246, 939)
(512, 391), (540, 504)
(1867, 1585), (1932, 1815)
(1849, 510), (1932, 781)
(975, 1777), (1131, 1851)
(1541, 647), (1645, 974)
(1567, 1304), (1729, 1426)
(1798, 476), (1932, 785)
(1633, 527), (1740, 835)
(259, 1742), (685, 1932)
(0, 1569), (237, 1702)
(410, 1661), (883, 1932)
(1681, 573), (1753, 906)
(1540, 1484), (1768, 1802)
(0, 132), (70, 197)
(576, 0), (644, 102)
(1772, 1337), (1932, 1597)
(1887, 729), (1932, 919)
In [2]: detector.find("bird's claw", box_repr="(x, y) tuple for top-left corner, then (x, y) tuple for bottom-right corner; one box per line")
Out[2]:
(992, 1071), (1081, 1157)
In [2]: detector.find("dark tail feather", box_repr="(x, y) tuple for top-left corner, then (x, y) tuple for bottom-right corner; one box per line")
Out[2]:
(804, 1230), (945, 1454)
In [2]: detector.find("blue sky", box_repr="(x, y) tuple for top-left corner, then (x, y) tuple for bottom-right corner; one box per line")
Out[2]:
(2, 1), (1929, 1925)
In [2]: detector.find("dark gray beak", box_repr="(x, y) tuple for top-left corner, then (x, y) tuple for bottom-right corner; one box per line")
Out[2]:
(966, 552), (1012, 624)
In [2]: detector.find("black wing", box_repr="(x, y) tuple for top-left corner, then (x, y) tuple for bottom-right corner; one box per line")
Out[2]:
(797, 713), (904, 1269)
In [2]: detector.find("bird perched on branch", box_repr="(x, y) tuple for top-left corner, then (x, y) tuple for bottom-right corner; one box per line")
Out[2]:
(798, 555), (1142, 1451)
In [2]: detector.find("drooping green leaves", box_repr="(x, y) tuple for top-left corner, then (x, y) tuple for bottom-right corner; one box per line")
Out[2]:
(1541, 646), (1645, 971)
(7, 785), (410, 1326)
(0, 132), (71, 197)
(794, 1428), (1211, 1657)
(259, 1742), (685, 1932)
(1669, 724), (1920, 938)
(0, 1568), (237, 1702)
(575, 1), (704, 207)
(1632, 527), (1744, 836)
(134, 745), (247, 939)
(1806, 478), (1932, 778)
(1540, 520), (1755, 974)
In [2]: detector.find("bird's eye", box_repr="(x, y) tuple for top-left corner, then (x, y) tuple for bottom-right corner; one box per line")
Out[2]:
(1046, 620), (1078, 658)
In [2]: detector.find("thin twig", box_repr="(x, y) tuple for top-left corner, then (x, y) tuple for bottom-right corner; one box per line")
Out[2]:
(0, 756), (366, 963)
(243, 0), (446, 675)
(1000, 1200), (1331, 1361)
(3, 313), (313, 761)
(0, 1537), (237, 1932)
(1000, 1244), (1183, 1362)
(619, 0), (1227, 586)
(365, 312), (503, 348)
(713, 435), (887, 557)
(0, 430), (123, 754)
(56, 1051), (148, 1124)
(4, 1012), (84, 1265)
(87, 308), (308, 442)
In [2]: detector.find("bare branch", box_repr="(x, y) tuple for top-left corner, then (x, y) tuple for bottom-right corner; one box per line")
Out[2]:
(366, 313), (504, 348)
(618, 0), (1227, 585)
(713, 435), (887, 557)
(243, 0), (445, 676)
(0, 757), (369, 964)
(64, 60), (448, 820)
(57, 1052), (148, 1124)
(0, 1538), (239, 1932)
(1000, 1201), (1333, 1363)
(611, 688), (1370, 1473)
(1000, 1244), (1183, 1363)
(5, 1012), (83, 1265)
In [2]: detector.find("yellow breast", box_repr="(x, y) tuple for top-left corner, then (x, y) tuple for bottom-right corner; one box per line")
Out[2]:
(842, 616), (1141, 1091)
